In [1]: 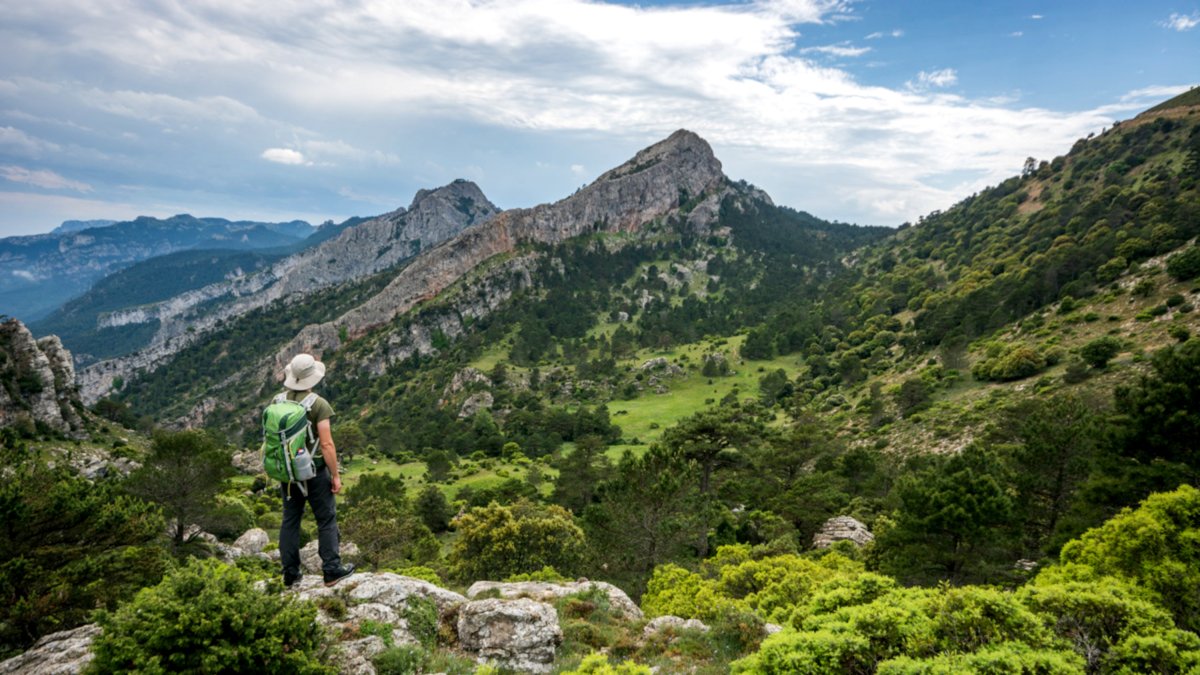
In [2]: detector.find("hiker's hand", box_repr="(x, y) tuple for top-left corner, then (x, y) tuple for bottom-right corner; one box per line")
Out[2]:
(331, 475), (342, 494)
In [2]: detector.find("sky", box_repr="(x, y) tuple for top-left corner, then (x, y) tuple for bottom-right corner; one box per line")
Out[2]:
(0, 0), (1196, 237)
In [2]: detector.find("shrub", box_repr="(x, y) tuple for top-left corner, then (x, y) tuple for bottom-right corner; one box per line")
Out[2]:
(1079, 336), (1122, 369)
(448, 500), (585, 582)
(88, 559), (333, 673)
(563, 652), (652, 674)
(1166, 246), (1200, 281)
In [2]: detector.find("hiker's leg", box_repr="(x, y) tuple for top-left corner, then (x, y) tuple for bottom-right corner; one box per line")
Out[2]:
(308, 467), (343, 574)
(279, 482), (306, 578)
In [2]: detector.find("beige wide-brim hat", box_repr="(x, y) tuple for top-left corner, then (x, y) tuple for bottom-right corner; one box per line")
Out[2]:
(284, 353), (326, 391)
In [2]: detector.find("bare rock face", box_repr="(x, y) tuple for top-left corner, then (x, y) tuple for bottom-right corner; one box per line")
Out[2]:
(0, 319), (85, 436)
(275, 130), (727, 372)
(812, 515), (874, 548)
(467, 580), (643, 622)
(78, 180), (497, 403)
(0, 623), (99, 674)
(457, 598), (562, 674)
(458, 391), (494, 419)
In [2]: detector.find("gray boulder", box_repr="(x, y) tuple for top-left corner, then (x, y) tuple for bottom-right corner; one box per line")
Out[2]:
(300, 539), (360, 573)
(457, 598), (562, 674)
(341, 572), (467, 616)
(812, 515), (874, 548)
(234, 528), (270, 555)
(0, 623), (99, 674)
(642, 615), (710, 639)
(467, 580), (643, 621)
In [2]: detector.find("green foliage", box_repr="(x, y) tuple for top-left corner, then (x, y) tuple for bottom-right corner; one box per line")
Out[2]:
(414, 484), (453, 533)
(395, 565), (442, 585)
(342, 497), (439, 570)
(505, 565), (569, 582)
(448, 499), (585, 582)
(552, 435), (613, 514)
(972, 344), (1047, 382)
(401, 596), (439, 649)
(1166, 246), (1200, 281)
(876, 446), (1014, 584)
(125, 429), (235, 551)
(1113, 339), (1200, 472)
(563, 653), (653, 674)
(1080, 336), (1123, 369)
(0, 436), (169, 656)
(1057, 485), (1200, 633)
(88, 558), (333, 674)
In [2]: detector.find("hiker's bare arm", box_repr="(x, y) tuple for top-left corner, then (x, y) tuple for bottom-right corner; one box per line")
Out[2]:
(318, 419), (341, 493)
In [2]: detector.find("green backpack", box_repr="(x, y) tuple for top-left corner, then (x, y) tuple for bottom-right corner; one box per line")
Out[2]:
(262, 392), (320, 497)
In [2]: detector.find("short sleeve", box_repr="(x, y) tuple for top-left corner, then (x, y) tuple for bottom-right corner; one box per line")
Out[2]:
(310, 396), (335, 425)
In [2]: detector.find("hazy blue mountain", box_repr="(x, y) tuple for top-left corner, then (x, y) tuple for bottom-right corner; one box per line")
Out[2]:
(51, 219), (118, 234)
(0, 214), (316, 321)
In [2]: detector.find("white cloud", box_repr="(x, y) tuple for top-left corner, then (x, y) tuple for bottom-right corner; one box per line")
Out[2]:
(0, 126), (61, 157)
(1010, 31), (1024, 37)
(0, 0), (1184, 231)
(1164, 12), (1200, 31)
(570, 164), (586, 175)
(0, 165), (91, 192)
(908, 68), (958, 90)
(800, 43), (872, 57)
(261, 148), (309, 166)
(1031, 14), (1044, 19)
(11, 269), (36, 281)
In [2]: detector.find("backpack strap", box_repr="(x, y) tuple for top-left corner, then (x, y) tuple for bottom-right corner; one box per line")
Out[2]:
(298, 393), (321, 466)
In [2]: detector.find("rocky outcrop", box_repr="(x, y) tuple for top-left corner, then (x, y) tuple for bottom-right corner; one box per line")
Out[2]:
(0, 623), (99, 674)
(275, 130), (728, 372)
(457, 598), (562, 674)
(643, 615), (710, 638)
(467, 580), (644, 621)
(78, 181), (497, 403)
(812, 516), (875, 548)
(0, 318), (85, 436)
(234, 528), (270, 555)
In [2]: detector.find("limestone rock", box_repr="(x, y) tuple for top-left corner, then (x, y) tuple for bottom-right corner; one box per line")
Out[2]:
(811, 515), (874, 548)
(0, 319), (85, 437)
(642, 615), (710, 638)
(457, 598), (562, 674)
(467, 580), (643, 621)
(234, 528), (270, 555)
(458, 391), (494, 419)
(342, 572), (467, 615)
(0, 623), (99, 674)
(331, 635), (389, 675)
(300, 539), (360, 573)
(231, 449), (262, 475)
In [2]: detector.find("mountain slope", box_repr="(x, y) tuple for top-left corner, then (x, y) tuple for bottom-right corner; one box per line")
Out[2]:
(0, 215), (316, 321)
(76, 180), (499, 400)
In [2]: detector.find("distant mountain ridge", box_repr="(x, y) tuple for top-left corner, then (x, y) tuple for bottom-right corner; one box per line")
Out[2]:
(51, 219), (118, 234)
(0, 214), (318, 321)
(75, 180), (499, 401)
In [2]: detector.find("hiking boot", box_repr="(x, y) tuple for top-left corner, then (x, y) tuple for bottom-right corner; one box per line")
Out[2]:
(283, 571), (303, 588)
(323, 563), (356, 587)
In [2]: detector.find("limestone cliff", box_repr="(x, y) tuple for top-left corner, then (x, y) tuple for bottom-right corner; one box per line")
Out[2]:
(275, 130), (728, 369)
(0, 318), (85, 436)
(78, 180), (497, 402)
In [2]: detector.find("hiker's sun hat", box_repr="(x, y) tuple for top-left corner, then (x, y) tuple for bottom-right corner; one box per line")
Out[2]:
(284, 353), (326, 391)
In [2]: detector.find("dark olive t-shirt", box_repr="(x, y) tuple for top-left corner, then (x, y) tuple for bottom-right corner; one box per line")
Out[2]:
(284, 389), (335, 427)
(283, 390), (334, 467)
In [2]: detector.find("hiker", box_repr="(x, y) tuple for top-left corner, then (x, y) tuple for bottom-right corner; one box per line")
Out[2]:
(275, 353), (355, 587)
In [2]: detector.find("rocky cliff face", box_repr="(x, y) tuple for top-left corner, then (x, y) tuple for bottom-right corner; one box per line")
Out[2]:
(77, 181), (497, 403)
(0, 318), (85, 436)
(275, 130), (728, 369)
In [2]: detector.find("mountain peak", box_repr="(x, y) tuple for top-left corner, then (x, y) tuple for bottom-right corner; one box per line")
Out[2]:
(598, 129), (721, 183)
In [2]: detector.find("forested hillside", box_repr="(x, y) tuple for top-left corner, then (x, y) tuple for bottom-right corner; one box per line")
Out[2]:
(4, 95), (1199, 673)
